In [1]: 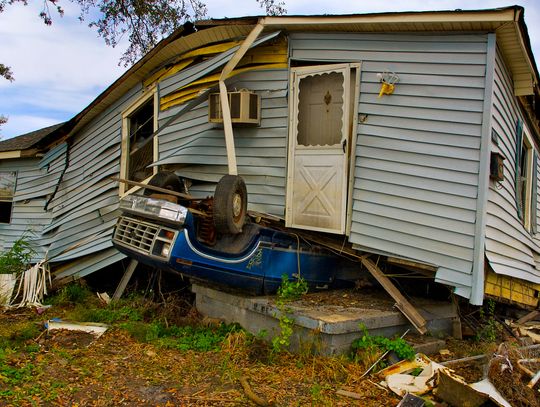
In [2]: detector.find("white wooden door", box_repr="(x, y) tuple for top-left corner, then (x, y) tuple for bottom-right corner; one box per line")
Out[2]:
(286, 64), (351, 234)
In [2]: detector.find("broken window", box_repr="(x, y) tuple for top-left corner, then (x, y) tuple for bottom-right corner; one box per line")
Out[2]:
(0, 171), (16, 224)
(120, 91), (157, 195)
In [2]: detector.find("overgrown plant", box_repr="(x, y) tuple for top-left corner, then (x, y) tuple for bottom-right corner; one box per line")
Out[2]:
(351, 324), (415, 368)
(0, 236), (36, 275)
(52, 283), (92, 304)
(271, 274), (308, 353)
(475, 299), (501, 343)
(121, 320), (241, 351)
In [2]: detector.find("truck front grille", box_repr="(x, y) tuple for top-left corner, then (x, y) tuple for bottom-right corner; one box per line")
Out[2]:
(114, 216), (159, 255)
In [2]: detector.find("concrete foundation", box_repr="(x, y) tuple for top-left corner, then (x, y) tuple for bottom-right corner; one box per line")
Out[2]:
(192, 284), (458, 356)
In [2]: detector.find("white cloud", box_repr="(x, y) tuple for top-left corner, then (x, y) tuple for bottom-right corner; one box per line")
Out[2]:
(0, 114), (60, 139)
(0, 0), (539, 139)
(0, 3), (127, 89)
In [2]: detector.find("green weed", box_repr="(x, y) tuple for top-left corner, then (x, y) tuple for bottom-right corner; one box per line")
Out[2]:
(310, 382), (331, 405)
(120, 320), (241, 352)
(0, 361), (36, 386)
(52, 283), (92, 304)
(276, 274), (308, 302)
(271, 274), (308, 353)
(351, 324), (415, 368)
(475, 299), (501, 343)
(0, 321), (41, 350)
(72, 304), (143, 324)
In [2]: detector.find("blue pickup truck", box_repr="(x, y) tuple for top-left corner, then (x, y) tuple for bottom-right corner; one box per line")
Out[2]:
(112, 173), (358, 294)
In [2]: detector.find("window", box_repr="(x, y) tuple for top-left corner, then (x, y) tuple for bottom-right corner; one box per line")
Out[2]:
(120, 89), (158, 195)
(297, 71), (344, 147)
(0, 171), (16, 223)
(515, 120), (538, 232)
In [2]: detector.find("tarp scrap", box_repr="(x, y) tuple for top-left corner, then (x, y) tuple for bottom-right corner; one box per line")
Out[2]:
(46, 319), (109, 338)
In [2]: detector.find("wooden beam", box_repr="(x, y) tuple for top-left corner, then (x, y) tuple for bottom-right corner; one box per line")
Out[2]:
(113, 260), (138, 301)
(360, 257), (428, 334)
(517, 309), (540, 324)
(112, 177), (195, 200)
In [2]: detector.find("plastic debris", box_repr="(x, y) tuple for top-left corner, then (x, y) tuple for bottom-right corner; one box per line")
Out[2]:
(45, 319), (109, 337)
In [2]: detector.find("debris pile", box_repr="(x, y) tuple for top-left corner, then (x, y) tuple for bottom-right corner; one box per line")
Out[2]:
(365, 312), (540, 407)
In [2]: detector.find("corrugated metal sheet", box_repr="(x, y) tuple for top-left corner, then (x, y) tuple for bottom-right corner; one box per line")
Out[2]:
(289, 32), (487, 296)
(485, 48), (540, 284)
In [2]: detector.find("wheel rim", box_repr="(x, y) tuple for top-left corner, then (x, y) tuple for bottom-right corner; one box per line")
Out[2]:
(232, 192), (243, 220)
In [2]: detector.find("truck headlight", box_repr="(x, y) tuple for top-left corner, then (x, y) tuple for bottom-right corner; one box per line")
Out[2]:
(161, 243), (171, 257)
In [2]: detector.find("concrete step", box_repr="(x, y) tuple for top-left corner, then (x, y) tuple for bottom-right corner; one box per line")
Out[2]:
(193, 284), (457, 356)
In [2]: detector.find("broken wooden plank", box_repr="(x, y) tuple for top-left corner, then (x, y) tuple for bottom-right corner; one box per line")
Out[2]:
(111, 177), (198, 201)
(112, 259), (138, 301)
(360, 257), (428, 335)
(517, 309), (540, 324)
(386, 256), (437, 276)
(336, 389), (363, 400)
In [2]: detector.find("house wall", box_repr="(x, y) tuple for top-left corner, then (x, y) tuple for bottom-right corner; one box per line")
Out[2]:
(289, 32), (490, 300)
(157, 69), (289, 216)
(29, 85), (148, 281)
(485, 48), (540, 285)
(0, 157), (53, 259)
(0, 79), (170, 282)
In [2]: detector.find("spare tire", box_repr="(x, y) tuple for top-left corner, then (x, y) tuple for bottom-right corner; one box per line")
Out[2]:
(214, 175), (247, 235)
(143, 171), (186, 196)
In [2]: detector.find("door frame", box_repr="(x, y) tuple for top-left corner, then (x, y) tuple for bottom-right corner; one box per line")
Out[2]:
(285, 62), (361, 234)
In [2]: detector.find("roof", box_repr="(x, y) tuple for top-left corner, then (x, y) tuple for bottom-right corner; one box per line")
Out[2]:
(13, 6), (540, 149)
(0, 123), (64, 156)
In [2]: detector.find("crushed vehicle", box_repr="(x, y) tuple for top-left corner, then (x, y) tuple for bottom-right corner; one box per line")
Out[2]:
(112, 172), (359, 294)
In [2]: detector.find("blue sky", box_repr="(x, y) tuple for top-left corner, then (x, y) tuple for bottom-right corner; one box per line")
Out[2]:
(1, 0), (539, 139)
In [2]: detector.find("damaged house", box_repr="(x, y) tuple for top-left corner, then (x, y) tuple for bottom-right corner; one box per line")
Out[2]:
(1, 6), (540, 312)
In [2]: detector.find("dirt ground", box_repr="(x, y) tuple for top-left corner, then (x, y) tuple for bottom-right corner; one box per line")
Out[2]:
(1, 287), (539, 406)
(0, 302), (401, 406)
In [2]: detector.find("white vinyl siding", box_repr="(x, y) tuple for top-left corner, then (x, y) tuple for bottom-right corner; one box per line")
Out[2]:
(157, 69), (289, 217)
(290, 32), (488, 298)
(485, 48), (540, 284)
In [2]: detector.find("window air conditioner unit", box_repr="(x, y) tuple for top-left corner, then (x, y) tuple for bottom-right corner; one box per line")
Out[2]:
(208, 89), (260, 126)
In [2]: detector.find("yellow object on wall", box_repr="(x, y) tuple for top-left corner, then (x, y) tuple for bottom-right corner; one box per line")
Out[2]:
(484, 268), (540, 308)
(378, 82), (395, 98)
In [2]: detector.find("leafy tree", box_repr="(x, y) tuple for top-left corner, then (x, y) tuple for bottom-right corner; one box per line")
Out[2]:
(0, 0), (285, 130)
(0, 63), (13, 132)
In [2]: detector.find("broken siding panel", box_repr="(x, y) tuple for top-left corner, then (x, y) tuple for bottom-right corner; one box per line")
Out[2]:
(44, 84), (142, 275)
(47, 83), (139, 208)
(13, 145), (68, 202)
(0, 158), (52, 259)
(39, 142), (67, 169)
(289, 32), (486, 295)
(43, 196), (119, 234)
(53, 248), (126, 283)
(157, 69), (289, 216)
(485, 48), (540, 284)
